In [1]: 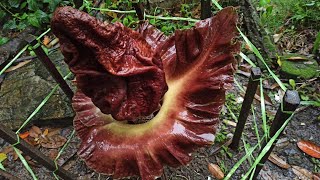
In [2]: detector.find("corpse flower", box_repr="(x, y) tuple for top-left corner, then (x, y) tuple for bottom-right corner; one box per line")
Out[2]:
(51, 6), (240, 180)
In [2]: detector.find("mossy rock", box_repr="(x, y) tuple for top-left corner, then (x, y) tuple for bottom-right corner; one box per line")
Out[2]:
(280, 54), (319, 79)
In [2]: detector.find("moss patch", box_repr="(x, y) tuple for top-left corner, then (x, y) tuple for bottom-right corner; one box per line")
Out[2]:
(280, 54), (319, 79)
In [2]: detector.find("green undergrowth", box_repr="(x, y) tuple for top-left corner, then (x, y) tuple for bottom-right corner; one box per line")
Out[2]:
(0, 0), (73, 31)
(255, 0), (320, 33)
(87, 0), (196, 35)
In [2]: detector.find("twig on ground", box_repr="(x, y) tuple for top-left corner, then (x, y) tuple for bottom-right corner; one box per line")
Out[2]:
(0, 169), (20, 180)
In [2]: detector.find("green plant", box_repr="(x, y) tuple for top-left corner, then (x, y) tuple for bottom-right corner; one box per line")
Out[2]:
(218, 161), (228, 174)
(180, 4), (193, 18)
(0, 0), (72, 31)
(0, 36), (9, 45)
(258, 0), (273, 20)
(311, 158), (320, 173)
(258, 0), (320, 32)
(313, 31), (320, 54)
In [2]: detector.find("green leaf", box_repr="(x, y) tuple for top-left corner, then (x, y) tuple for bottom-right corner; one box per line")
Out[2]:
(27, 0), (39, 11)
(0, 37), (10, 46)
(123, 17), (129, 26)
(266, 6), (273, 15)
(20, 13), (29, 20)
(44, 0), (62, 11)
(259, 0), (271, 7)
(28, 10), (49, 28)
(34, 10), (49, 23)
(289, 79), (296, 89)
(28, 15), (40, 27)
(0, 10), (7, 20)
(149, 19), (156, 25)
(17, 21), (28, 30)
(8, 0), (21, 8)
(105, 0), (111, 6)
(3, 19), (17, 30)
(20, 2), (27, 9)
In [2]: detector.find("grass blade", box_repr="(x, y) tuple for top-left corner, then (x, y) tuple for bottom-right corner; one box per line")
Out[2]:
(211, 0), (223, 10)
(237, 28), (286, 91)
(241, 113), (295, 179)
(234, 77), (245, 93)
(251, 106), (261, 148)
(224, 143), (259, 179)
(300, 100), (320, 107)
(226, 103), (238, 122)
(212, 0), (286, 91)
(0, 28), (51, 76)
(0, 162), (5, 171)
(92, 7), (198, 22)
(242, 137), (253, 165)
(36, 28), (51, 41)
(260, 79), (268, 138)
(13, 147), (38, 180)
(53, 129), (75, 180)
(240, 52), (256, 67)
(0, 45), (28, 76)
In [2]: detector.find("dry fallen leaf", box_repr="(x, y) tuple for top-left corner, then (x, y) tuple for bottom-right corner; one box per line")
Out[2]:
(1, 146), (13, 155)
(240, 87), (273, 105)
(236, 70), (251, 77)
(245, 43), (252, 51)
(223, 119), (237, 127)
(273, 33), (283, 43)
(43, 36), (51, 46)
(297, 140), (320, 159)
(286, 56), (308, 61)
(313, 173), (320, 180)
(47, 128), (61, 137)
(270, 83), (280, 90)
(5, 60), (32, 73)
(239, 64), (252, 73)
(48, 149), (59, 160)
(19, 131), (29, 139)
(268, 153), (290, 169)
(42, 129), (49, 136)
(208, 163), (224, 180)
(40, 135), (67, 149)
(255, 86), (273, 105)
(292, 165), (313, 180)
(31, 126), (42, 135)
(13, 149), (22, 161)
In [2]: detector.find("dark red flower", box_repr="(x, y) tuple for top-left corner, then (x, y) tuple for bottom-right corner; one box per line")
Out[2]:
(52, 6), (240, 180)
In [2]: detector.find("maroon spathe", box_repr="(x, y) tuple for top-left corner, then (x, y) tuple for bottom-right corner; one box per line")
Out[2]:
(51, 7), (167, 121)
(51, 6), (240, 180)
